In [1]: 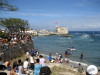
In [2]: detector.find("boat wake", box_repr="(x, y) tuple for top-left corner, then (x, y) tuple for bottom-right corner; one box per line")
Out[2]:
(80, 34), (90, 39)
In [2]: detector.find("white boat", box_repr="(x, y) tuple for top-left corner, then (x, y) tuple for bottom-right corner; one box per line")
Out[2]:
(70, 48), (76, 51)
(68, 47), (76, 51)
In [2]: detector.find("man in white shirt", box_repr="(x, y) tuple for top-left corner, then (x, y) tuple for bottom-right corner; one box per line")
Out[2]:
(30, 55), (34, 70)
(39, 55), (46, 67)
(23, 58), (29, 71)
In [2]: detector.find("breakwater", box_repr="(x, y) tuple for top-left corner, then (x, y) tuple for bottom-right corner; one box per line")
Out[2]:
(0, 41), (33, 61)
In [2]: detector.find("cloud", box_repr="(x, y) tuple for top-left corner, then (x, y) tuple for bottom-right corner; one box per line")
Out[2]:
(69, 23), (100, 31)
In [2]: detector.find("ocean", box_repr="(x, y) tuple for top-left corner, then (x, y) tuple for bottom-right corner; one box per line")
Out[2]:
(32, 31), (100, 66)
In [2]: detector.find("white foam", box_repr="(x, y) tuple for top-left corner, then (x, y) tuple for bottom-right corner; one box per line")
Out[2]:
(41, 53), (56, 58)
(81, 34), (90, 39)
(69, 60), (88, 66)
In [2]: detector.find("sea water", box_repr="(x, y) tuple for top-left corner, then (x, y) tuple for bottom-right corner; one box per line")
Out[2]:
(32, 31), (100, 66)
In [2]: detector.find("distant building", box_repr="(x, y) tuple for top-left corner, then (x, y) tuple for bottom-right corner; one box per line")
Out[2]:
(56, 26), (68, 34)
(0, 29), (7, 33)
(38, 30), (53, 36)
(24, 29), (38, 35)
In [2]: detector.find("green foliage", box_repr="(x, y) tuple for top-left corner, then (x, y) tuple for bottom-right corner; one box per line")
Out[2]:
(0, 30), (7, 38)
(0, 0), (18, 11)
(0, 18), (29, 32)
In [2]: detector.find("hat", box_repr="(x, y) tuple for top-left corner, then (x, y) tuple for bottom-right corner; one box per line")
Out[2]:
(86, 65), (98, 75)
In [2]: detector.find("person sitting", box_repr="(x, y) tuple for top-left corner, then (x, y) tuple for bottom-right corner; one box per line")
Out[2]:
(10, 64), (17, 75)
(26, 51), (30, 56)
(23, 58), (29, 71)
(4, 60), (9, 68)
(34, 59), (41, 75)
(17, 59), (22, 66)
(12, 61), (17, 70)
(51, 58), (55, 63)
(7, 62), (11, 71)
(17, 62), (27, 75)
(60, 58), (63, 63)
(86, 65), (98, 75)
(65, 57), (69, 64)
(0, 57), (3, 65)
(17, 59), (22, 72)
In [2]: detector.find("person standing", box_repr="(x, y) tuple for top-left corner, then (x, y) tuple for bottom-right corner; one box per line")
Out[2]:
(30, 54), (34, 70)
(34, 59), (41, 75)
(56, 52), (58, 59)
(78, 63), (83, 73)
(80, 53), (83, 60)
(39, 55), (46, 67)
(65, 51), (68, 57)
(31, 48), (34, 56)
(49, 54), (52, 62)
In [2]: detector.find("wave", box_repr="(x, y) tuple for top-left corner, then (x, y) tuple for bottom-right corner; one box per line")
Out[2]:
(69, 60), (88, 66)
(80, 34), (90, 39)
(41, 53), (56, 58)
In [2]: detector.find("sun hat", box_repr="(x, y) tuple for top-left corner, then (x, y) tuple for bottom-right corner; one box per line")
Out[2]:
(86, 65), (98, 75)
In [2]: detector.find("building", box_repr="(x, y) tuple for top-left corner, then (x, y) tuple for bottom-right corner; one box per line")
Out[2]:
(56, 26), (68, 34)
(38, 30), (53, 36)
(24, 29), (38, 35)
(0, 29), (7, 33)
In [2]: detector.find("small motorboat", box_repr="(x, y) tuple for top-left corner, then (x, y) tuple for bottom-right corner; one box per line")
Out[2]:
(68, 47), (76, 51)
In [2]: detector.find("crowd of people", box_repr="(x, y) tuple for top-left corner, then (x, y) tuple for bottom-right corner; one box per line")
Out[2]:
(48, 52), (69, 64)
(0, 48), (51, 75)
(0, 33), (33, 50)
(0, 48), (99, 75)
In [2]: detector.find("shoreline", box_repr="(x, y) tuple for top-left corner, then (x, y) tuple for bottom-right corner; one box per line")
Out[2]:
(41, 53), (100, 70)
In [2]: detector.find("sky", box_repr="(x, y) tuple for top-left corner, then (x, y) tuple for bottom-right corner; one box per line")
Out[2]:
(0, 0), (100, 31)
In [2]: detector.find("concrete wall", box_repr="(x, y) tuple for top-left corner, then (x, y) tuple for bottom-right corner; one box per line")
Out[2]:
(0, 42), (33, 61)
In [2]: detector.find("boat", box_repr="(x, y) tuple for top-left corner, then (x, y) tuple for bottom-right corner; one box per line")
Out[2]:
(68, 47), (76, 51)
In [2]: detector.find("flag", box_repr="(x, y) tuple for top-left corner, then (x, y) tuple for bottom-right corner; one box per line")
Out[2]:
(56, 22), (58, 24)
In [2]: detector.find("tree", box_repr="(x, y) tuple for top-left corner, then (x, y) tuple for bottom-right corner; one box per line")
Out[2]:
(0, 18), (29, 33)
(0, 0), (18, 11)
(0, 30), (7, 38)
